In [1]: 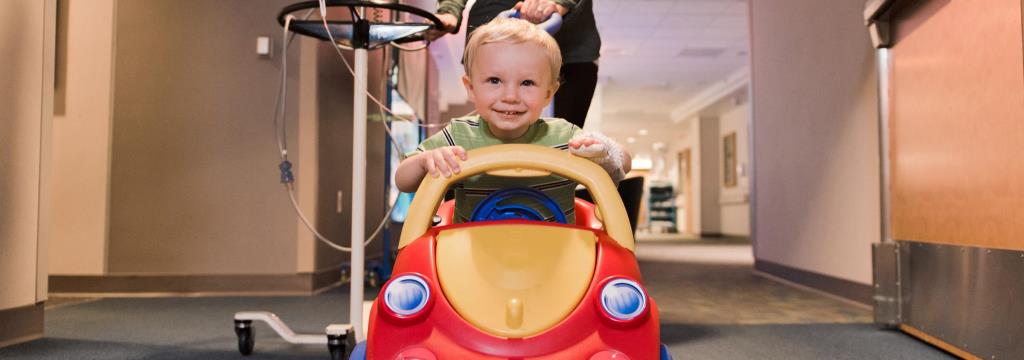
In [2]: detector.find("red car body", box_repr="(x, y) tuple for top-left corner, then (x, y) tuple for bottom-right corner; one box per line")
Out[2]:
(366, 199), (662, 360)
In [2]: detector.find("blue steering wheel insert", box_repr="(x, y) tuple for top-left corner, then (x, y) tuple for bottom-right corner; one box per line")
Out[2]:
(469, 188), (567, 224)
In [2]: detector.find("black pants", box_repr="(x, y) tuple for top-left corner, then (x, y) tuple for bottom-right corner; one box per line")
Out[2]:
(554, 62), (599, 129)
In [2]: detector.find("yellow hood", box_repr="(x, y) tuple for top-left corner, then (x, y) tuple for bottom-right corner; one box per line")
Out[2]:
(435, 223), (596, 338)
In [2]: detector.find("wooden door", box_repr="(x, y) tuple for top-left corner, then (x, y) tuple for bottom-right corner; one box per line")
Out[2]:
(885, 1), (1024, 358)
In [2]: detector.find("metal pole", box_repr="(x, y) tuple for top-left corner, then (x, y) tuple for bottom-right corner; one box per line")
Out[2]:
(350, 47), (368, 342)
(876, 48), (891, 243)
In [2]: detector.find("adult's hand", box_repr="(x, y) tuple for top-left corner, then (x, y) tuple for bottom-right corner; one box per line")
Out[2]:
(425, 12), (459, 41)
(514, 0), (568, 24)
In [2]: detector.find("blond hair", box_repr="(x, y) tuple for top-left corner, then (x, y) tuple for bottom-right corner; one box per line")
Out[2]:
(463, 18), (562, 90)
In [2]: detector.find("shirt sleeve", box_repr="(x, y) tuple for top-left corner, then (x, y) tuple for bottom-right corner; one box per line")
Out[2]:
(436, 0), (469, 23)
(406, 125), (455, 158)
(551, 0), (580, 14)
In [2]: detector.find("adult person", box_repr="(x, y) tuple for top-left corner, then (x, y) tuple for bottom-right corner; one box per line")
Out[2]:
(428, 0), (600, 129)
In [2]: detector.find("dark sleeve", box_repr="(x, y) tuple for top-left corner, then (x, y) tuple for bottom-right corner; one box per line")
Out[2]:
(437, 0), (469, 28)
(551, 0), (580, 14)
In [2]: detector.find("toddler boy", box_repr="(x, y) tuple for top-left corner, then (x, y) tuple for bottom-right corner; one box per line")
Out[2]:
(395, 18), (629, 223)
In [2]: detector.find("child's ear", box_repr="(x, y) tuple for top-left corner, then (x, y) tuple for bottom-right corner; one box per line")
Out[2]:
(547, 82), (559, 100)
(462, 75), (475, 102)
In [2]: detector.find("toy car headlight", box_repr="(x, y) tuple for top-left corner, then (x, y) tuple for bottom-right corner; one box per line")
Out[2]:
(383, 275), (430, 316)
(600, 278), (647, 321)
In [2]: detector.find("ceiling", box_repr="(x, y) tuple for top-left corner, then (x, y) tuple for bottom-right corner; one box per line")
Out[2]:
(426, 0), (751, 162)
(593, 0), (750, 160)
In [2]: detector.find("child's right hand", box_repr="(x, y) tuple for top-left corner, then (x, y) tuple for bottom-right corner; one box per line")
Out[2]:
(422, 146), (467, 178)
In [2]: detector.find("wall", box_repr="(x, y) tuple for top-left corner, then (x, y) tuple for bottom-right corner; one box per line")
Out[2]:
(49, 0), (114, 275)
(666, 116), (701, 234)
(667, 97), (751, 237)
(294, 37), (320, 273)
(0, 0), (54, 345)
(751, 0), (880, 285)
(107, 0), (304, 274)
(718, 102), (750, 236)
(43, 1), (393, 293)
(312, 38), (390, 271)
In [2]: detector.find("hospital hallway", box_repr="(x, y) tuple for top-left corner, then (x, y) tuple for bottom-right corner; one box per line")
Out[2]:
(0, 237), (951, 359)
(5, 0), (1024, 358)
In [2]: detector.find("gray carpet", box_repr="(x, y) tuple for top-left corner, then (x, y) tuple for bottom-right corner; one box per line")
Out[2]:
(0, 290), (953, 359)
(1, 248), (955, 359)
(661, 323), (952, 359)
(2, 291), (360, 359)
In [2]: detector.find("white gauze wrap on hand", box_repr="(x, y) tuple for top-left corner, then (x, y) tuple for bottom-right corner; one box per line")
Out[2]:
(568, 132), (626, 183)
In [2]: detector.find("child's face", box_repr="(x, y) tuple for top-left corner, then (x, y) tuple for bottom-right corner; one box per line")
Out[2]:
(463, 41), (556, 140)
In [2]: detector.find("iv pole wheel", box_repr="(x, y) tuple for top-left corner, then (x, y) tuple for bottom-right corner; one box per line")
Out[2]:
(327, 334), (345, 360)
(234, 319), (255, 355)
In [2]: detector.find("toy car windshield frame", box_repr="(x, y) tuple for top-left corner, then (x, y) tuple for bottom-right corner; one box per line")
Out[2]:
(399, 144), (635, 251)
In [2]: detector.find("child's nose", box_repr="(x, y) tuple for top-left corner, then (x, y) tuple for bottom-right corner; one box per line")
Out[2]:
(500, 85), (519, 102)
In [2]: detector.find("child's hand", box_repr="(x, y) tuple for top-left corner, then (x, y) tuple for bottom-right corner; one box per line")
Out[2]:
(568, 137), (608, 158)
(422, 146), (468, 178)
(569, 133), (626, 183)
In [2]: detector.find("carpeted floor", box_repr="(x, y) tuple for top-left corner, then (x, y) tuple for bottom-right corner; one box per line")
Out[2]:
(0, 238), (953, 359)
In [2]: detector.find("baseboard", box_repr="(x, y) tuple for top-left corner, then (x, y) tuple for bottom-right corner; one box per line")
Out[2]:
(0, 303), (44, 348)
(754, 259), (873, 306)
(49, 265), (342, 296)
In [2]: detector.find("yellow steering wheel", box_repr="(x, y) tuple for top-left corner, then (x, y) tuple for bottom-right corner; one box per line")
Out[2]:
(398, 144), (635, 252)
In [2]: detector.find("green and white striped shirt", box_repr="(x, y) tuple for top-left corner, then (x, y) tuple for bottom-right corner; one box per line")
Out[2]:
(411, 115), (582, 223)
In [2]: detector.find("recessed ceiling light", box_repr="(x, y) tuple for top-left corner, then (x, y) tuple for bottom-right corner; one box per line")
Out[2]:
(638, 129), (648, 136)
(627, 137), (636, 144)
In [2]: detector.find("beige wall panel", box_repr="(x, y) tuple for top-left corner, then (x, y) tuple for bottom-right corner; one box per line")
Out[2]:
(311, 40), (389, 271)
(0, 0), (53, 309)
(108, 0), (301, 274)
(751, 0), (880, 284)
(890, 0), (1024, 250)
(295, 37), (320, 273)
(50, 0), (115, 275)
(36, 0), (56, 302)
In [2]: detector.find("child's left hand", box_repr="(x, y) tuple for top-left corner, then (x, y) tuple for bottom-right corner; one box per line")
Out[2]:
(568, 137), (608, 159)
(568, 132), (626, 183)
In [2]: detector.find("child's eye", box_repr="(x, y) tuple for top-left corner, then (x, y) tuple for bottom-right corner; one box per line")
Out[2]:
(486, 77), (501, 85)
(521, 80), (536, 87)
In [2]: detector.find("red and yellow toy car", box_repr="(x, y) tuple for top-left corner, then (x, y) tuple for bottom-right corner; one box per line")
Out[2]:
(356, 144), (672, 360)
